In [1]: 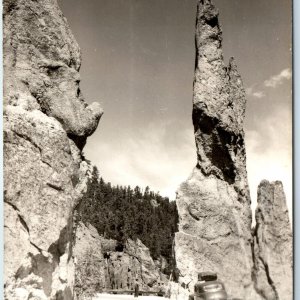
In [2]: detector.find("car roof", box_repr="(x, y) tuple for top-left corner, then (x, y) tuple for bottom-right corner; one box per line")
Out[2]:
(195, 280), (224, 287)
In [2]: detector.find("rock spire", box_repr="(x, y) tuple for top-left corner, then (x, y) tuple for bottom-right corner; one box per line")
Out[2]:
(173, 2), (293, 300)
(253, 180), (293, 300)
(174, 0), (259, 298)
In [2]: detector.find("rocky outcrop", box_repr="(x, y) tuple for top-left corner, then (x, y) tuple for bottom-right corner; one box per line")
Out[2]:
(73, 222), (168, 297)
(173, 0), (257, 299)
(104, 238), (167, 291)
(173, 2), (293, 300)
(253, 181), (293, 300)
(4, 0), (102, 298)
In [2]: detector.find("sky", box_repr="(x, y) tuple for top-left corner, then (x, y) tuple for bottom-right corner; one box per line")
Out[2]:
(58, 0), (292, 219)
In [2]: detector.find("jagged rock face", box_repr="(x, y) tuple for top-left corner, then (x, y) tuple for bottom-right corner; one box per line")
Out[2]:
(174, 0), (257, 298)
(74, 222), (167, 297)
(3, 0), (102, 148)
(4, 0), (102, 298)
(105, 239), (165, 291)
(253, 181), (293, 300)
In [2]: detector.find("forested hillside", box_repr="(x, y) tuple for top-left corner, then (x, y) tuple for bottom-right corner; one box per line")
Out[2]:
(77, 166), (179, 271)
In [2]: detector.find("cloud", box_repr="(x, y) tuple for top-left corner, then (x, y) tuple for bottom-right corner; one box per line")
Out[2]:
(246, 67), (291, 100)
(85, 107), (292, 223)
(246, 87), (265, 99)
(264, 68), (292, 88)
(252, 91), (265, 99)
(85, 120), (196, 200)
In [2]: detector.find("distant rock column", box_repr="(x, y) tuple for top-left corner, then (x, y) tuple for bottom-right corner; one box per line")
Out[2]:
(253, 181), (293, 300)
(3, 0), (102, 298)
(173, 0), (260, 298)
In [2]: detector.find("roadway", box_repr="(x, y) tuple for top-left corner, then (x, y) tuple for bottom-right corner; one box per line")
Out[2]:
(93, 294), (168, 300)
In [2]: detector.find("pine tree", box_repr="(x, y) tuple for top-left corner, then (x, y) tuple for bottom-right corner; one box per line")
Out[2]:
(77, 165), (179, 275)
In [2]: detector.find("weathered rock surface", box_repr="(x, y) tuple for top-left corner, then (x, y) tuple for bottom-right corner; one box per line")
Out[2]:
(253, 181), (293, 300)
(3, 0), (102, 148)
(173, 0), (257, 298)
(173, 2), (293, 300)
(4, 0), (102, 298)
(73, 222), (167, 297)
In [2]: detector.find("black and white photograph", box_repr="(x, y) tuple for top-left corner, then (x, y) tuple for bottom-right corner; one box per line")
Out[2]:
(3, 0), (293, 299)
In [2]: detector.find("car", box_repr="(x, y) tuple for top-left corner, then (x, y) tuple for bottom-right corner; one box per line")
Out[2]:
(189, 272), (228, 300)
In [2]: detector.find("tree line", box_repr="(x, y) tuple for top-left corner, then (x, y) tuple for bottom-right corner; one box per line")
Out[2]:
(77, 165), (179, 273)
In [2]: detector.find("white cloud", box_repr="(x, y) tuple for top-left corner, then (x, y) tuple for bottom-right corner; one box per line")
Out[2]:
(246, 87), (265, 99)
(85, 121), (196, 200)
(264, 68), (292, 88)
(252, 91), (265, 99)
(246, 67), (291, 100)
(86, 108), (292, 224)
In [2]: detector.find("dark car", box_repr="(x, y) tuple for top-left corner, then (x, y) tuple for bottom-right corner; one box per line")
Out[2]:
(189, 272), (228, 300)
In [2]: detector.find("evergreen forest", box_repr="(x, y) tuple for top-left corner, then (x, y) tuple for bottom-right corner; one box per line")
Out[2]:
(77, 165), (179, 272)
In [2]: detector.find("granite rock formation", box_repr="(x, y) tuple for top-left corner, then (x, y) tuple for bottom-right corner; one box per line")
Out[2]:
(104, 238), (167, 291)
(73, 222), (167, 297)
(173, 0), (258, 298)
(4, 0), (102, 298)
(253, 181), (293, 300)
(173, 1), (292, 300)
